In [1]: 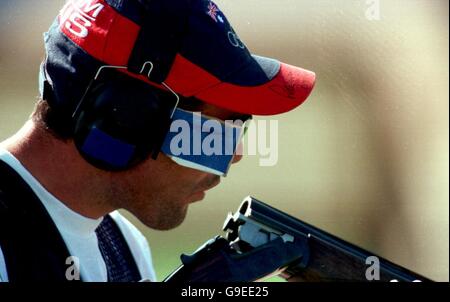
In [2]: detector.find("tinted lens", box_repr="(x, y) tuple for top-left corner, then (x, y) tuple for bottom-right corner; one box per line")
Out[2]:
(161, 108), (244, 176)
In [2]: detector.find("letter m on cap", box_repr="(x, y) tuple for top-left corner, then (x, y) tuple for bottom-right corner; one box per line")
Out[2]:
(60, 0), (105, 38)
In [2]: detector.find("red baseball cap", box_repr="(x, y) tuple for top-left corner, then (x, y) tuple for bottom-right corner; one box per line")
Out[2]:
(41, 0), (316, 116)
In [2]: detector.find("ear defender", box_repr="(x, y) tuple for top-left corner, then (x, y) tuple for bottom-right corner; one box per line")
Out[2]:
(72, 69), (175, 171)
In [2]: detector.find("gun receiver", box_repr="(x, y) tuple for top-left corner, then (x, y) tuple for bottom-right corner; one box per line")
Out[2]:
(164, 196), (432, 282)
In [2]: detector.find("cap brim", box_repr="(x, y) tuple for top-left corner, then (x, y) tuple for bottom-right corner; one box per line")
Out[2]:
(166, 54), (315, 116)
(201, 55), (315, 115)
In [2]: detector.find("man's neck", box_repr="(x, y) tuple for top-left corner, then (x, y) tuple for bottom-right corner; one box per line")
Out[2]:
(1, 120), (114, 219)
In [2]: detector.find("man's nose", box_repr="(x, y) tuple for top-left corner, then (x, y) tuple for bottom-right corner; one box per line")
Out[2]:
(231, 142), (244, 164)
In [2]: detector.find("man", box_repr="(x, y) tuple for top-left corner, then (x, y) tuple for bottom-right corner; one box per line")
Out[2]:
(0, 0), (315, 282)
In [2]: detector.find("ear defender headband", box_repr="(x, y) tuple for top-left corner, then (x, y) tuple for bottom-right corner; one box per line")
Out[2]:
(72, 64), (179, 171)
(41, 60), (246, 175)
(44, 61), (246, 175)
(70, 64), (248, 175)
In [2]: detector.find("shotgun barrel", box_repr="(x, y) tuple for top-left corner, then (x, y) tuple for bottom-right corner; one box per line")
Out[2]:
(164, 196), (432, 282)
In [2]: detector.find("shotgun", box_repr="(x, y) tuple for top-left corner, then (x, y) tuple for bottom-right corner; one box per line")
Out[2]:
(164, 196), (432, 282)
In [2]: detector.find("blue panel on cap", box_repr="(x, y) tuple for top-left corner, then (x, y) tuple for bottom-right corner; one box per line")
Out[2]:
(44, 19), (102, 112)
(180, 0), (275, 86)
(105, 0), (143, 25)
(81, 127), (136, 168)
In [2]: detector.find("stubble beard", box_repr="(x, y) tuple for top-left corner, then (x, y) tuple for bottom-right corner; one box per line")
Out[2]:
(109, 184), (190, 231)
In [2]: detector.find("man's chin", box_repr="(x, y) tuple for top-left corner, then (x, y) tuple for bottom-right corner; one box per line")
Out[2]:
(137, 205), (189, 231)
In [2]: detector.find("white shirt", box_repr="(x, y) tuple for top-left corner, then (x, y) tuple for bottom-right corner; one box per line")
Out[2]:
(0, 148), (156, 282)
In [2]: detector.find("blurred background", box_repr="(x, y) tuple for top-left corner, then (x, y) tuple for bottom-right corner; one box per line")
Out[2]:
(0, 0), (448, 281)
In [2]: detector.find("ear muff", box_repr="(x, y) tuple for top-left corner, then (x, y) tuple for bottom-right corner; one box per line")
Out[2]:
(72, 70), (175, 171)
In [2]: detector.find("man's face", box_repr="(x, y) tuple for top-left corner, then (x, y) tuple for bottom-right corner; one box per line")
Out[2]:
(108, 102), (247, 230)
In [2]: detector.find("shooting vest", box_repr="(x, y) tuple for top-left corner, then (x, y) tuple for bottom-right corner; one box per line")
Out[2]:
(0, 160), (138, 282)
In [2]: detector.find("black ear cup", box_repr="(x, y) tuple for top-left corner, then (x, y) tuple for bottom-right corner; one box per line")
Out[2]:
(72, 71), (174, 171)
